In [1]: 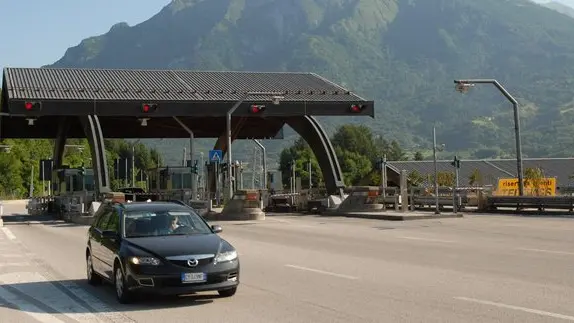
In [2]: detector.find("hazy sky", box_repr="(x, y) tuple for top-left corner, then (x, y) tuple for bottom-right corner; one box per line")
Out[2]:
(0, 0), (170, 71)
(532, 0), (574, 7)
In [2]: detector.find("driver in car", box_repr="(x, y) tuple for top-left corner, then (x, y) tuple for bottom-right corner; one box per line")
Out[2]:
(168, 215), (181, 233)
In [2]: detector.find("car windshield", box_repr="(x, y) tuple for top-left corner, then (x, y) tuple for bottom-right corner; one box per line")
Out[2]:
(123, 209), (212, 238)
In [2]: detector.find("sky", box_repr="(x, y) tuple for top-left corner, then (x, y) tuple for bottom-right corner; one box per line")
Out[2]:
(532, 0), (574, 7)
(0, 0), (170, 71)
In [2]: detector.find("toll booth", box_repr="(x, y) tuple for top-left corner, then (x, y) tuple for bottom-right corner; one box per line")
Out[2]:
(50, 167), (96, 218)
(147, 166), (196, 202)
(205, 162), (244, 204)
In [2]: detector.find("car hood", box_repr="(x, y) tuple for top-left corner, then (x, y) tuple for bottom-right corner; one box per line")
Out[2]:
(124, 234), (222, 258)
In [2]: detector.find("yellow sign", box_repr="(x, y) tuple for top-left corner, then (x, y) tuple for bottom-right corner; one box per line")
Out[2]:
(495, 177), (556, 196)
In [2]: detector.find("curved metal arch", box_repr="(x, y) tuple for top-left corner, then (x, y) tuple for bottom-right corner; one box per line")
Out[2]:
(54, 115), (112, 196)
(285, 116), (345, 196)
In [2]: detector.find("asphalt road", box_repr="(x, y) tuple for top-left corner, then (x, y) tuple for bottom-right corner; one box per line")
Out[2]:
(2, 207), (574, 322)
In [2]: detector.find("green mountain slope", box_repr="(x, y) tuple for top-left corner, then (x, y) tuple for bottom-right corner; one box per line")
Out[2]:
(47, 0), (574, 164)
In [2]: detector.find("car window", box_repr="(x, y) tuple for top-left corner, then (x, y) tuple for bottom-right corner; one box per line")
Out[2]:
(106, 208), (120, 233)
(123, 209), (212, 238)
(92, 206), (108, 229)
(97, 209), (112, 231)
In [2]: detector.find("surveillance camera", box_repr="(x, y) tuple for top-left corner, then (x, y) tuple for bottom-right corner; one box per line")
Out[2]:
(139, 118), (150, 127)
(271, 96), (284, 105)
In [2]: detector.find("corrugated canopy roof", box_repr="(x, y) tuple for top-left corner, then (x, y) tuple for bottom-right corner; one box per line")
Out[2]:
(1, 67), (368, 102)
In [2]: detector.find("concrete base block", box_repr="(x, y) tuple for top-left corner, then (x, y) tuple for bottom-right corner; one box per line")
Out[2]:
(205, 208), (265, 221)
(325, 209), (463, 221)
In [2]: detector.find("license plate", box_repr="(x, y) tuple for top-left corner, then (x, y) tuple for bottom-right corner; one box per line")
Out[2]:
(181, 272), (206, 283)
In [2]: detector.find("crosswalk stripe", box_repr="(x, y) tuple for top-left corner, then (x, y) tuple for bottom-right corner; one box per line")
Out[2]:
(0, 285), (67, 323)
(0, 271), (107, 322)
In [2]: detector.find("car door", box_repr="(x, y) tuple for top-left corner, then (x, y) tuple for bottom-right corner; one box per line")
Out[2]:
(88, 207), (105, 275)
(91, 206), (113, 278)
(100, 207), (121, 279)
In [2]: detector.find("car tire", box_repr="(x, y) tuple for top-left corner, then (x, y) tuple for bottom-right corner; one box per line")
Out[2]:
(218, 287), (237, 297)
(114, 264), (133, 304)
(86, 252), (101, 285)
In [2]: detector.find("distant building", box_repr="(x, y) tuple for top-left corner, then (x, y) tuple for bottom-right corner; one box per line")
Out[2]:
(385, 158), (574, 188)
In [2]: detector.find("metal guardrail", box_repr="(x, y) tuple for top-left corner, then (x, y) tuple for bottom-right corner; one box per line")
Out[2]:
(486, 196), (574, 212)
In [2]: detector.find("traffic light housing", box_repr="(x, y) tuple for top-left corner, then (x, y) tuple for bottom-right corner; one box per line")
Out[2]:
(141, 103), (158, 113)
(249, 104), (266, 114)
(349, 104), (365, 113)
(24, 101), (41, 111)
(451, 156), (461, 169)
(220, 163), (228, 172)
(190, 160), (199, 174)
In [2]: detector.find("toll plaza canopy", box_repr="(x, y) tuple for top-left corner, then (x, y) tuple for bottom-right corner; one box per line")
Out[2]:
(0, 67), (374, 195)
(0, 67), (374, 139)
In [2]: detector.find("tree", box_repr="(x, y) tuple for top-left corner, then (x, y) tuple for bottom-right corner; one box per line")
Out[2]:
(468, 168), (482, 186)
(278, 124), (407, 188)
(407, 170), (425, 187)
(279, 137), (322, 189)
(414, 151), (424, 161)
(524, 167), (545, 196)
(0, 136), (161, 198)
(334, 146), (372, 185)
(436, 171), (455, 187)
(331, 125), (380, 161)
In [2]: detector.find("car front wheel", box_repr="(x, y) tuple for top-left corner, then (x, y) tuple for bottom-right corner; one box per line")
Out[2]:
(218, 287), (237, 297)
(86, 252), (101, 285)
(114, 265), (133, 304)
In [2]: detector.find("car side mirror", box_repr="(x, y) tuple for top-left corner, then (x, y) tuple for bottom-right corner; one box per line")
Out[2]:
(211, 225), (222, 233)
(101, 230), (118, 240)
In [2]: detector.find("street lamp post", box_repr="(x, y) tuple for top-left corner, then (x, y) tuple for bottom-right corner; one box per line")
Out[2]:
(432, 127), (445, 215)
(131, 139), (141, 187)
(454, 79), (524, 196)
(226, 91), (285, 200)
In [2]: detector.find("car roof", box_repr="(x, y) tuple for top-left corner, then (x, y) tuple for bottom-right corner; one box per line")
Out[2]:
(115, 201), (191, 213)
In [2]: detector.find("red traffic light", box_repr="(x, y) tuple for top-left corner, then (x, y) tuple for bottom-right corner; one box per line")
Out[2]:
(349, 104), (365, 113)
(24, 101), (40, 111)
(250, 104), (266, 113)
(141, 103), (157, 113)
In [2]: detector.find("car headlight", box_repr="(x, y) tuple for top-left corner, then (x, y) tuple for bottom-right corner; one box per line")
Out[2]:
(129, 256), (161, 266)
(215, 250), (237, 263)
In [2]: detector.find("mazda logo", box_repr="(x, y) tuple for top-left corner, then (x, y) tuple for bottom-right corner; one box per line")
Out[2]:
(187, 258), (199, 267)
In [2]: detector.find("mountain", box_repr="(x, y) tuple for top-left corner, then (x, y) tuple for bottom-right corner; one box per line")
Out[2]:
(47, 0), (574, 165)
(541, 1), (574, 17)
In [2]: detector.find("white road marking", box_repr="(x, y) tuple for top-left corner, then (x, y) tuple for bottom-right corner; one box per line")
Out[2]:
(0, 262), (30, 267)
(399, 236), (455, 243)
(56, 280), (136, 323)
(1, 254), (26, 258)
(1, 227), (16, 240)
(0, 286), (66, 323)
(285, 264), (359, 280)
(517, 248), (574, 256)
(455, 297), (574, 321)
(0, 271), (107, 322)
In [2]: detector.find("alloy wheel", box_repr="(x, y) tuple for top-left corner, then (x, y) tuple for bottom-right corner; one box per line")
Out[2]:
(115, 267), (124, 298)
(86, 255), (93, 279)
